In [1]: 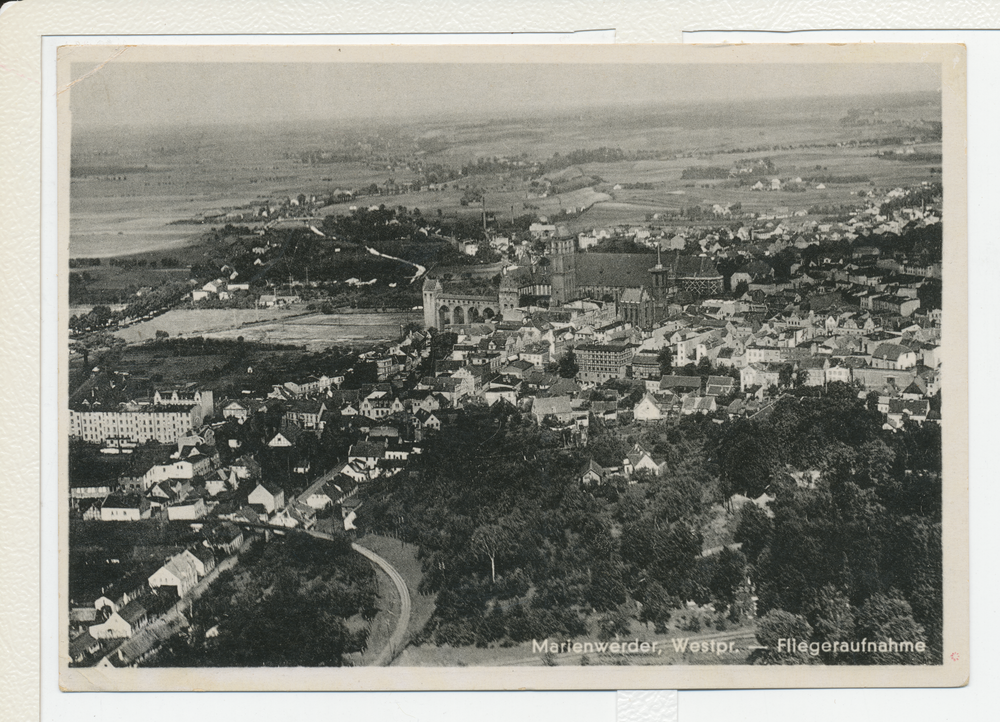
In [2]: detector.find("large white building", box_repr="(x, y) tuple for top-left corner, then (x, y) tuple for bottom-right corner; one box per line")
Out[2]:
(69, 389), (212, 445)
(69, 404), (202, 444)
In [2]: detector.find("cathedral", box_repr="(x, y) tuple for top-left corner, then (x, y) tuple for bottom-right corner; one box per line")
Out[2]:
(422, 240), (723, 331)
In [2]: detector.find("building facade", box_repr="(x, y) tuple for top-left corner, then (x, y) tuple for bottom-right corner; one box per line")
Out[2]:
(576, 343), (635, 383)
(69, 403), (203, 445)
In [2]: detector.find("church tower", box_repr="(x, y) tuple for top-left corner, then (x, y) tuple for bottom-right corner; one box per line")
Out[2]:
(498, 272), (521, 316)
(548, 231), (577, 306)
(422, 278), (442, 329)
(648, 245), (674, 302)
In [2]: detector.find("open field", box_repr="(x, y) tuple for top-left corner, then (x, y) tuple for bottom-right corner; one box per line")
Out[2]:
(72, 92), (939, 260)
(113, 307), (421, 350)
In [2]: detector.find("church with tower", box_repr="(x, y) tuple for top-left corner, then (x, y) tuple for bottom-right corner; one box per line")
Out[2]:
(422, 236), (723, 331)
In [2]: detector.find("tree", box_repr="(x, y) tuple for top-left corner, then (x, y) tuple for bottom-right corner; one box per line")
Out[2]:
(557, 350), (579, 379)
(855, 592), (928, 664)
(638, 581), (677, 633)
(587, 560), (628, 612)
(709, 547), (747, 611)
(801, 584), (856, 664)
(717, 420), (780, 499)
(471, 523), (511, 583)
(733, 502), (773, 564)
(597, 609), (632, 641)
(750, 609), (815, 665)
(657, 346), (672, 375)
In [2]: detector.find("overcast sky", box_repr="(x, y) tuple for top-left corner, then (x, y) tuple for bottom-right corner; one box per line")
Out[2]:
(69, 61), (941, 127)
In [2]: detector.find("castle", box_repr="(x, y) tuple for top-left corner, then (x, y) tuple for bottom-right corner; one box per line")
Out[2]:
(422, 238), (723, 330)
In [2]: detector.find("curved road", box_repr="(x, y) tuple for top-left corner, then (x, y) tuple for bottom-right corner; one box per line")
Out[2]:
(303, 529), (412, 666)
(350, 541), (413, 666)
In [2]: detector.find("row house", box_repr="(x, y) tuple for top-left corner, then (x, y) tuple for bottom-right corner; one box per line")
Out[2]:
(670, 328), (719, 364)
(406, 389), (447, 415)
(100, 493), (151, 522)
(154, 388), (215, 415)
(870, 343), (918, 370)
(872, 294), (921, 317)
(629, 350), (662, 380)
(359, 392), (406, 419)
(453, 364), (492, 393)
(745, 344), (783, 364)
(148, 548), (214, 598)
(740, 363), (786, 392)
(282, 399), (329, 430)
(221, 399), (252, 422)
(89, 600), (151, 641)
(633, 392), (680, 422)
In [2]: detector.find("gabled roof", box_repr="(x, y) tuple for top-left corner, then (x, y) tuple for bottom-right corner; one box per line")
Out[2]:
(270, 419), (305, 444)
(888, 398), (930, 415)
(252, 480), (284, 498)
(620, 287), (651, 304)
(102, 493), (148, 510)
(532, 395), (574, 418)
(283, 399), (327, 414)
(682, 396), (716, 412)
(348, 440), (386, 459)
(872, 343), (913, 361)
(116, 600), (148, 625)
(705, 376), (735, 394)
(546, 378), (581, 397)
(659, 375), (702, 391)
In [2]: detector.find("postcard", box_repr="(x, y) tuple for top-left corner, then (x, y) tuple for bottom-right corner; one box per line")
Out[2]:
(55, 43), (967, 690)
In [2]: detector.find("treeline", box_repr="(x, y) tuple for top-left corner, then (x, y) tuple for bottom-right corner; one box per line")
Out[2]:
(146, 335), (302, 356)
(681, 167), (735, 180)
(877, 153), (943, 163)
(147, 533), (376, 667)
(360, 388), (942, 664)
(69, 282), (189, 334)
(712, 389), (943, 664)
(108, 257), (187, 270)
(801, 174), (871, 184)
(541, 147), (631, 173)
(879, 184), (942, 217)
(360, 406), (727, 648)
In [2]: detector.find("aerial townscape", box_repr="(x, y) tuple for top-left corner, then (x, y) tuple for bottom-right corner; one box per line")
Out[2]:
(67, 77), (944, 670)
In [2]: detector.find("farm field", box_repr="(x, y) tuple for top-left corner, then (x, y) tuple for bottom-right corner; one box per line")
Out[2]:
(113, 307), (421, 350)
(71, 91), (940, 263)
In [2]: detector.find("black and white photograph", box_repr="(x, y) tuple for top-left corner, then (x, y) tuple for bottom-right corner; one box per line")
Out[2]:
(56, 43), (967, 690)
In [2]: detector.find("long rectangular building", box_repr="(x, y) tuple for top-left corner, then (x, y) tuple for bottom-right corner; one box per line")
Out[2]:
(69, 403), (203, 445)
(576, 343), (635, 383)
